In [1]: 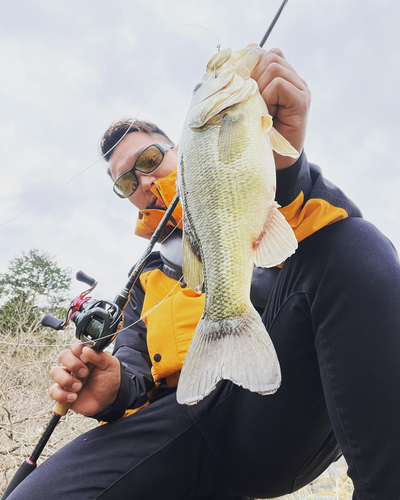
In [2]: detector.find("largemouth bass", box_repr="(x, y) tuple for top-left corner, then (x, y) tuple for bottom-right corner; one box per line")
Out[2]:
(176, 46), (299, 405)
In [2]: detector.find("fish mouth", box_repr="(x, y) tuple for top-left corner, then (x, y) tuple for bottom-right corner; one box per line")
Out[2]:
(187, 46), (263, 129)
(203, 74), (235, 102)
(189, 77), (258, 129)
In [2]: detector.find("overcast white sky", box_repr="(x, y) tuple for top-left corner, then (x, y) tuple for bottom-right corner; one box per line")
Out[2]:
(0, 0), (399, 303)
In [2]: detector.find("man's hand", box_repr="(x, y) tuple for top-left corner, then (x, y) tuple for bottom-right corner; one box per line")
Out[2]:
(250, 46), (311, 170)
(49, 338), (121, 417)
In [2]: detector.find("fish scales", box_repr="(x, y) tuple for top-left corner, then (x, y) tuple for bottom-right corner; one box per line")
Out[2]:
(176, 46), (299, 405)
(182, 99), (271, 317)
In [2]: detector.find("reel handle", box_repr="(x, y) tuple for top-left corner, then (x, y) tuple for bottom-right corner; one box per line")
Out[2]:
(76, 270), (97, 287)
(42, 314), (64, 331)
(53, 362), (94, 416)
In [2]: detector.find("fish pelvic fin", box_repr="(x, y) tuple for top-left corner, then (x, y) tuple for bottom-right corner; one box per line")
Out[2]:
(254, 201), (298, 268)
(182, 231), (204, 293)
(267, 126), (299, 159)
(176, 309), (281, 405)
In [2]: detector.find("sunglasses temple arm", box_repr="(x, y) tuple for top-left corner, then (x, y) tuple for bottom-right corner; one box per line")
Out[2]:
(114, 193), (180, 310)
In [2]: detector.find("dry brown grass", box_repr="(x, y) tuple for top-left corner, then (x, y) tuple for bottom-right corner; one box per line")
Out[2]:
(0, 325), (97, 496)
(264, 456), (354, 499)
(0, 324), (354, 498)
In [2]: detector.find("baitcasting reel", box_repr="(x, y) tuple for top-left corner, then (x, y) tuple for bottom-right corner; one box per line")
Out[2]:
(42, 270), (123, 352)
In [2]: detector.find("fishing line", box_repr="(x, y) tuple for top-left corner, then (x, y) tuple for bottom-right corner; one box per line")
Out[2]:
(0, 216), (185, 349)
(0, 275), (184, 349)
(156, 216), (183, 245)
(0, 25), (220, 230)
(0, 24), (213, 344)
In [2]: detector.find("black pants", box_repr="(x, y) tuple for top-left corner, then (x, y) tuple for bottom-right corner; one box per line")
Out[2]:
(8, 219), (400, 499)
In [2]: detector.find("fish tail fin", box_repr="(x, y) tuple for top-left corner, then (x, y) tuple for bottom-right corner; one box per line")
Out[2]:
(176, 309), (281, 405)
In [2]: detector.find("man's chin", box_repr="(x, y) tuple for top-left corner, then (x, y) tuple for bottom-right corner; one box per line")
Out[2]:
(145, 204), (166, 210)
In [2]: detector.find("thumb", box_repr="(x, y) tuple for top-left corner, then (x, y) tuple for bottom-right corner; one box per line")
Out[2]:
(80, 346), (113, 370)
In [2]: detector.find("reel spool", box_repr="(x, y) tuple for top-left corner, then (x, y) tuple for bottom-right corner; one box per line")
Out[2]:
(41, 270), (123, 352)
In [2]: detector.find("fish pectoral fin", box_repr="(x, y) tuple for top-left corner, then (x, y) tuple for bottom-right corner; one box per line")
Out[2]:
(261, 114), (273, 133)
(268, 127), (299, 159)
(254, 201), (298, 267)
(182, 232), (204, 293)
(218, 114), (248, 163)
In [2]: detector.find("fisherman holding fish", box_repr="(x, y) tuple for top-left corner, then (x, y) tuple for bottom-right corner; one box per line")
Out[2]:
(8, 47), (400, 500)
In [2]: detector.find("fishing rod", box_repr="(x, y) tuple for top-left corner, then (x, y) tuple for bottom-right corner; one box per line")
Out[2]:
(2, 0), (288, 495)
(259, 0), (288, 47)
(1, 195), (179, 500)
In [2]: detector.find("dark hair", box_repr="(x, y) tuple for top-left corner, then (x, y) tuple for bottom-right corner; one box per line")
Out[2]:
(100, 118), (174, 162)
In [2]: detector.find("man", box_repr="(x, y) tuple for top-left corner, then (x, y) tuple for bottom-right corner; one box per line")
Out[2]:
(8, 49), (400, 500)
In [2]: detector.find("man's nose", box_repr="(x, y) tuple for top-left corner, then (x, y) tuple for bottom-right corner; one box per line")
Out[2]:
(137, 171), (156, 192)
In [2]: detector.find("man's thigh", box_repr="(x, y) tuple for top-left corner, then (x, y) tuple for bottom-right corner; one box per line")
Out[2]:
(7, 390), (221, 500)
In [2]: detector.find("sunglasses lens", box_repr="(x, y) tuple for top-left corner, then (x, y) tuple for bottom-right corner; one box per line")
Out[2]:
(112, 144), (170, 199)
(114, 171), (139, 198)
(135, 146), (164, 173)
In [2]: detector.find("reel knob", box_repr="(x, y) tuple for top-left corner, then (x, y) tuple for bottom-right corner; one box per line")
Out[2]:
(41, 314), (64, 331)
(76, 270), (96, 287)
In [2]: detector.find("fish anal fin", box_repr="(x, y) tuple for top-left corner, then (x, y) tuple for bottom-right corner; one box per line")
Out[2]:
(218, 113), (248, 163)
(177, 309), (281, 405)
(268, 127), (299, 159)
(182, 231), (204, 293)
(254, 201), (298, 267)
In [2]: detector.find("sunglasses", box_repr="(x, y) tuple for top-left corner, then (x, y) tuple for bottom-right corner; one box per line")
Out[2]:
(113, 143), (174, 199)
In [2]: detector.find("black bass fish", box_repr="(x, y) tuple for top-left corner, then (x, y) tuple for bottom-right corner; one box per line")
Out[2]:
(176, 46), (299, 405)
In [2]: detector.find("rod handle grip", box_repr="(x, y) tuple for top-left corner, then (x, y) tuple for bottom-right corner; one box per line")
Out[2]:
(53, 362), (94, 416)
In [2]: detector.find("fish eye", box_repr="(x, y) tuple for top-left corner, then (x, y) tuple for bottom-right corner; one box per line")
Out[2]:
(193, 82), (202, 93)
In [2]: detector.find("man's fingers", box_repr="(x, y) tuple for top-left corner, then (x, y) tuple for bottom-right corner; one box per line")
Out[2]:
(257, 63), (307, 100)
(58, 348), (89, 378)
(252, 53), (307, 95)
(261, 77), (311, 123)
(251, 48), (287, 80)
(70, 338), (85, 357)
(49, 382), (78, 404)
(49, 366), (82, 392)
(80, 346), (115, 371)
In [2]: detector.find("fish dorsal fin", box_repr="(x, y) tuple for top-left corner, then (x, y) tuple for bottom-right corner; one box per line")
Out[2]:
(218, 113), (248, 163)
(267, 127), (299, 159)
(254, 201), (298, 267)
(182, 231), (204, 293)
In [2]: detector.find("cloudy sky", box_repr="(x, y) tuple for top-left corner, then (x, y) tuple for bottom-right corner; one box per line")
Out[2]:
(0, 0), (399, 303)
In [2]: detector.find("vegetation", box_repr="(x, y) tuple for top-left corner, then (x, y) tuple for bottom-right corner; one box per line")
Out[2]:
(0, 249), (72, 337)
(264, 458), (353, 499)
(0, 325), (97, 494)
(0, 250), (96, 494)
(0, 249), (354, 497)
